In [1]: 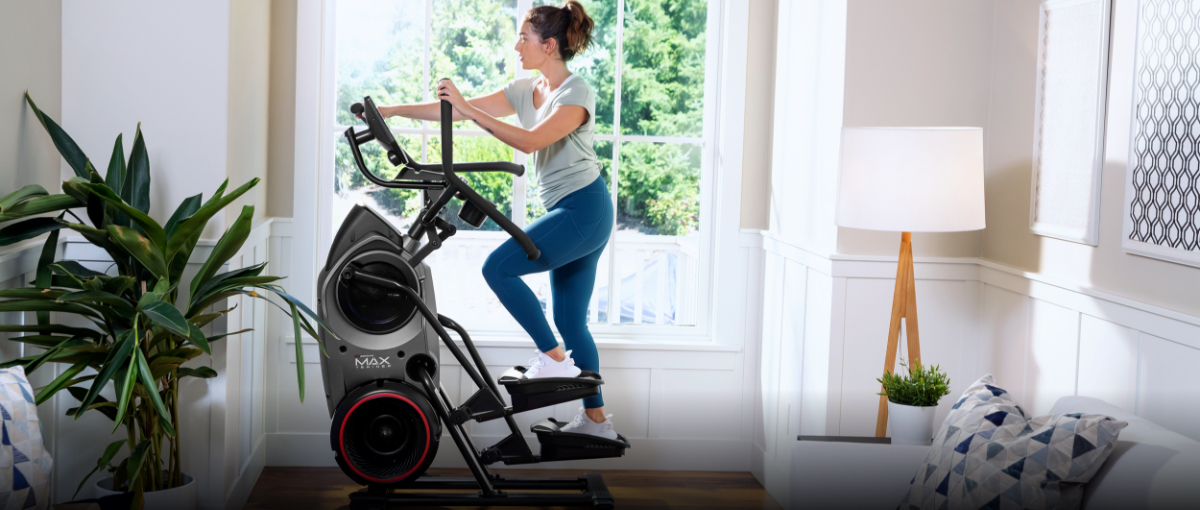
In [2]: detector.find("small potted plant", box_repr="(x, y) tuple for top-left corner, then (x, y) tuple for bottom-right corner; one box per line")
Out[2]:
(877, 359), (950, 445)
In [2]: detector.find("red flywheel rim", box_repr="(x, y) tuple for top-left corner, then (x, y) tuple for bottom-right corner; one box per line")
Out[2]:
(337, 393), (432, 483)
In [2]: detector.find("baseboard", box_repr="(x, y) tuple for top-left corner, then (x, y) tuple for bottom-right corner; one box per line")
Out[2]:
(265, 432), (751, 472)
(217, 437), (266, 510)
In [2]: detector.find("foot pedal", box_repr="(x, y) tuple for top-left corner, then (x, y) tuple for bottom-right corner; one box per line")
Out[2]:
(498, 367), (602, 413)
(530, 417), (631, 462)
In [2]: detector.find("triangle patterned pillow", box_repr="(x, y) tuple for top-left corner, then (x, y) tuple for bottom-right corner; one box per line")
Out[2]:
(0, 366), (52, 510)
(898, 374), (1126, 510)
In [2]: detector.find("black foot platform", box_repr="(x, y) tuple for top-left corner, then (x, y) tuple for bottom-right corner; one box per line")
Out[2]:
(348, 472), (615, 509)
(533, 417), (631, 462)
(499, 367), (603, 412)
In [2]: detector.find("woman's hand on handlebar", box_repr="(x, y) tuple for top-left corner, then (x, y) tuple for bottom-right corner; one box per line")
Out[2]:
(436, 79), (472, 117)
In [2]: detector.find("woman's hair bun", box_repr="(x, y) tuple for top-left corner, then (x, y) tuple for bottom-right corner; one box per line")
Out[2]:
(526, 0), (595, 61)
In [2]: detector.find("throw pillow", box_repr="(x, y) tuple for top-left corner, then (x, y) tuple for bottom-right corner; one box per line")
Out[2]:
(0, 366), (52, 510)
(897, 375), (1127, 510)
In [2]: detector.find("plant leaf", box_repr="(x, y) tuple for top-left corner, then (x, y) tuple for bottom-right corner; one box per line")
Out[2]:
(105, 134), (126, 198)
(141, 301), (191, 337)
(25, 92), (90, 179)
(0, 184), (48, 213)
(74, 440), (125, 498)
(268, 287), (338, 341)
(51, 260), (105, 278)
(203, 328), (252, 344)
(124, 125), (151, 215)
(112, 357), (138, 428)
(177, 366), (217, 379)
(186, 323), (211, 354)
(66, 387), (117, 422)
(124, 440), (152, 487)
(288, 301), (305, 402)
(186, 291), (242, 318)
(164, 193), (202, 239)
(0, 194), (82, 223)
(165, 178), (258, 281)
(189, 205), (254, 306)
(33, 360), (88, 405)
(0, 299), (102, 319)
(25, 335), (88, 374)
(0, 217), (64, 247)
(57, 290), (137, 317)
(134, 347), (176, 436)
(0, 288), (64, 300)
(0, 324), (105, 338)
(106, 225), (168, 280)
(85, 184), (166, 248)
(75, 330), (136, 419)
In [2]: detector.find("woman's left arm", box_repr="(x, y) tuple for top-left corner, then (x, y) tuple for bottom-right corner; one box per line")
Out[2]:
(438, 79), (587, 154)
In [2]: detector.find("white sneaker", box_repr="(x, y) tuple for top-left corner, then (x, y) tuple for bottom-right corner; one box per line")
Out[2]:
(560, 407), (619, 440)
(522, 349), (583, 379)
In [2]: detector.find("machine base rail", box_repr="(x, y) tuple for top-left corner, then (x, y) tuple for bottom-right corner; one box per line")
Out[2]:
(348, 473), (614, 509)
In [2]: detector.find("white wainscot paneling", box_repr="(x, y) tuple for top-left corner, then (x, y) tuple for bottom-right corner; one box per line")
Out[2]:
(1077, 316), (1138, 412)
(1137, 334), (1200, 443)
(838, 277), (972, 437)
(1025, 299), (1080, 416)
(978, 284), (1031, 404)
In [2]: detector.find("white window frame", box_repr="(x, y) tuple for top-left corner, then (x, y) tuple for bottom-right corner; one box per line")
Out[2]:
(294, 0), (749, 346)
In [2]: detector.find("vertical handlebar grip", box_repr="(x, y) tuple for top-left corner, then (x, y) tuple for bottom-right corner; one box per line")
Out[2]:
(441, 100), (453, 171)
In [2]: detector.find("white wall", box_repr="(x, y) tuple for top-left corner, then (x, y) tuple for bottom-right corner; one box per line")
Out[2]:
(984, 0), (1200, 319)
(226, 0), (273, 226)
(1, 0), (62, 194)
(838, 0), (993, 258)
(766, 0), (846, 256)
(62, 0), (232, 238)
(739, 0), (777, 230)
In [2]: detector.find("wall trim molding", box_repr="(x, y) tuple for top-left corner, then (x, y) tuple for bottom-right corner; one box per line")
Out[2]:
(758, 232), (1200, 334)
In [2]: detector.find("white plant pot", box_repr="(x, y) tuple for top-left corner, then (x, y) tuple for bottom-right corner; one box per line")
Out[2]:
(95, 473), (196, 510)
(888, 400), (938, 446)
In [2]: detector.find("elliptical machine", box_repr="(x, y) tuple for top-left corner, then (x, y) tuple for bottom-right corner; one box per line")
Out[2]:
(318, 96), (630, 509)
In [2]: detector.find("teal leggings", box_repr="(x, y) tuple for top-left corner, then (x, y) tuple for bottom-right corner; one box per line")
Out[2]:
(482, 176), (612, 409)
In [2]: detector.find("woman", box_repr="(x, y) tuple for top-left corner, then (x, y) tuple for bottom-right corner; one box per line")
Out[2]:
(380, 1), (617, 440)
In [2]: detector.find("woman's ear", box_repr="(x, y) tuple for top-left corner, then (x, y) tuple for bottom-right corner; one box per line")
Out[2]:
(544, 37), (557, 57)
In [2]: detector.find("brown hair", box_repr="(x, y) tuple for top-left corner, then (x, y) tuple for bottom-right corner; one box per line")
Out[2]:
(525, 0), (594, 61)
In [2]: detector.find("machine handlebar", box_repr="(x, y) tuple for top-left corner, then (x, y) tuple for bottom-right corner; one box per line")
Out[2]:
(345, 96), (540, 261)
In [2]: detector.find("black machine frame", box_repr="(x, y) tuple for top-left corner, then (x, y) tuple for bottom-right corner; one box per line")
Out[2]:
(335, 96), (628, 509)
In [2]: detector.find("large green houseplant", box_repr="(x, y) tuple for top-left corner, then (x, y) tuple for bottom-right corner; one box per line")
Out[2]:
(0, 94), (330, 505)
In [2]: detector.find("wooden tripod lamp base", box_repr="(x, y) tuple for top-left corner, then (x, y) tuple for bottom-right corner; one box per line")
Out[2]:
(875, 232), (923, 438)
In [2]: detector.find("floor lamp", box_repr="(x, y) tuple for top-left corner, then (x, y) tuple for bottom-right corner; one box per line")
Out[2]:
(835, 127), (986, 438)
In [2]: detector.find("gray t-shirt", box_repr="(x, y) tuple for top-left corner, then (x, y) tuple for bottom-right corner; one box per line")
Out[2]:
(503, 75), (600, 209)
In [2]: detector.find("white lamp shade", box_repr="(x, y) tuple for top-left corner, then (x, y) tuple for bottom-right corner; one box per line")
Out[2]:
(836, 127), (986, 232)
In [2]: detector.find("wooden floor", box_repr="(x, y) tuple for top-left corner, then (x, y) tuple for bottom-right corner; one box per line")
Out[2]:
(244, 467), (782, 509)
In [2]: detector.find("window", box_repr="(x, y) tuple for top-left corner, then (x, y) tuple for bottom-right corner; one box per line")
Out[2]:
(329, 0), (714, 336)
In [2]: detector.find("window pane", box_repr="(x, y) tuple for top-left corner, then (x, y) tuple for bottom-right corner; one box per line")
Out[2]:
(333, 133), (423, 233)
(432, 0), (519, 131)
(617, 141), (700, 236)
(533, 0), (618, 134)
(621, 0), (709, 137)
(613, 141), (700, 325)
(336, 0), (426, 129)
(428, 135), (514, 231)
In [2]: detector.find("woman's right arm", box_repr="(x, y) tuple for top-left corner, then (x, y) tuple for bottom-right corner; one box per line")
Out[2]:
(380, 89), (516, 122)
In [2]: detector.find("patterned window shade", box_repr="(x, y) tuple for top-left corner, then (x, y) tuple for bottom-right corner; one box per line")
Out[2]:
(1031, 0), (1113, 245)
(1123, 0), (1200, 265)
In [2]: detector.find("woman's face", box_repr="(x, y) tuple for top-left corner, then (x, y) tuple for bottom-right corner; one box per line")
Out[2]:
(515, 21), (553, 70)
